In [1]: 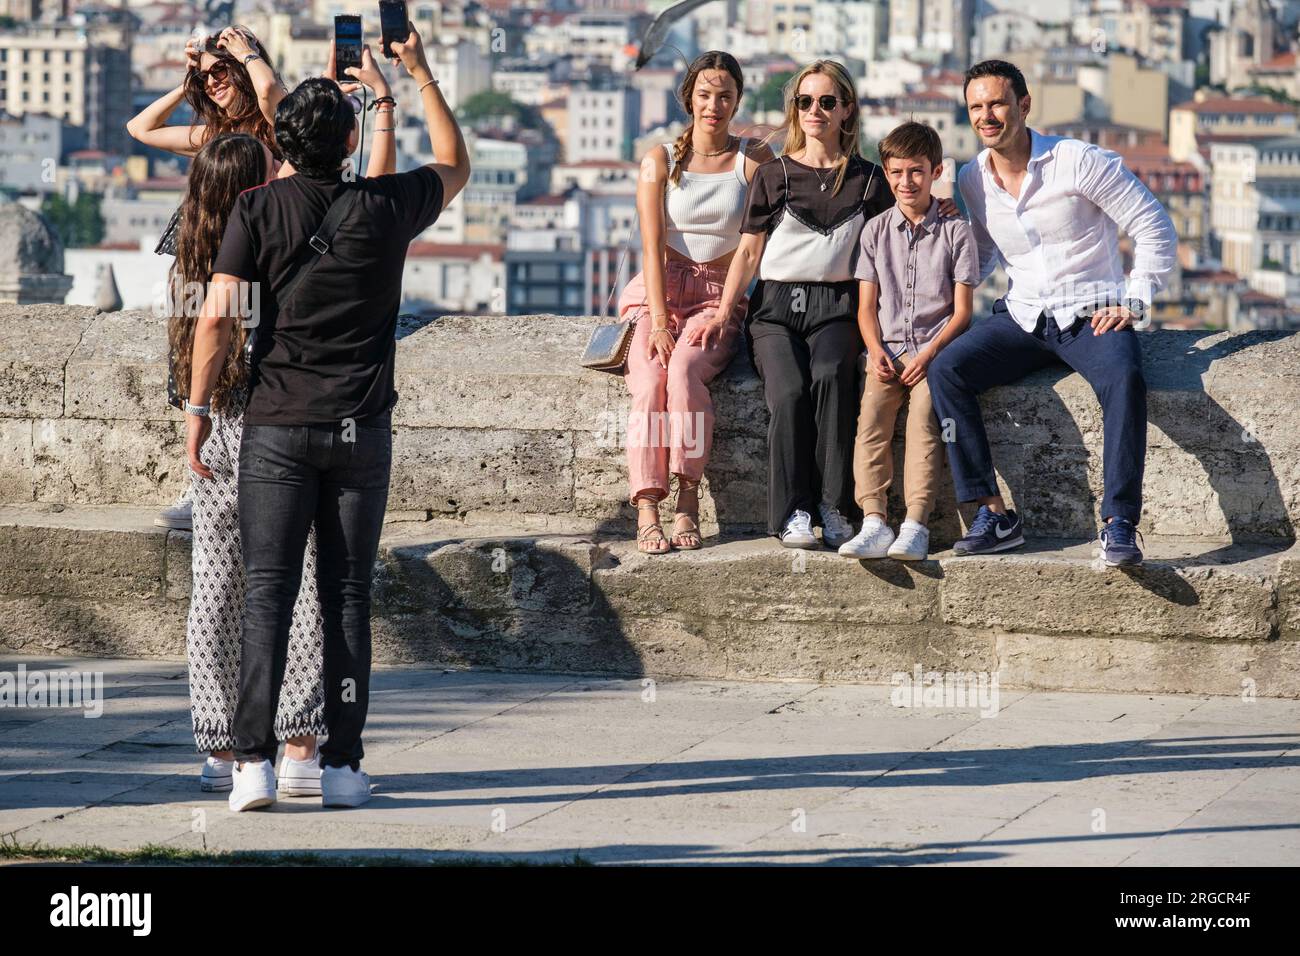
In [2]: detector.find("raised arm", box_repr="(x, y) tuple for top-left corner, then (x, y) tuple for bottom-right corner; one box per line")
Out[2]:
(324, 42), (397, 178)
(126, 83), (205, 158)
(216, 26), (286, 129)
(389, 23), (470, 209)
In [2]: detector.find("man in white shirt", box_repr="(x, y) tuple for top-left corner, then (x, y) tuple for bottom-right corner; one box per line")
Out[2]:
(928, 60), (1177, 567)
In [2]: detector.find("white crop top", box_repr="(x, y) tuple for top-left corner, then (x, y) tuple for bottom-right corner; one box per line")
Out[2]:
(663, 138), (750, 262)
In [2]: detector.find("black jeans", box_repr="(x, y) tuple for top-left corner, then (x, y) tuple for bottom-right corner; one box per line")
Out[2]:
(232, 412), (392, 769)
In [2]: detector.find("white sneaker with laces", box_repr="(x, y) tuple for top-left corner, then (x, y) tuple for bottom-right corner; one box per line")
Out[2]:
(321, 764), (372, 808)
(818, 503), (855, 549)
(228, 759), (277, 812)
(199, 755), (233, 792)
(277, 750), (322, 797)
(779, 509), (819, 550)
(838, 516), (895, 559)
(887, 519), (930, 561)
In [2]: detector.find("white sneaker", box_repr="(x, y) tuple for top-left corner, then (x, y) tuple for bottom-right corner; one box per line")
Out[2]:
(779, 509), (819, 549)
(818, 503), (855, 549)
(838, 516), (895, 559)
(887, 520), (931, 561)
(228, 760), (277, 812)
(199, 755), (233, 792)
(277, 749), (322, 797)
(154, 499), (192, 531)
(321, 764), (372, 808)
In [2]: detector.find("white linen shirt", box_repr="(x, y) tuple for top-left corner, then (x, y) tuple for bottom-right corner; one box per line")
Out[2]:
(957, 129), (1177, 332)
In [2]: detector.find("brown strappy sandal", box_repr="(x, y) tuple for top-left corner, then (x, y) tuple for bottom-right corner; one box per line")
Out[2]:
(671, 477), (703, 550)
(636, 498), (671, 554)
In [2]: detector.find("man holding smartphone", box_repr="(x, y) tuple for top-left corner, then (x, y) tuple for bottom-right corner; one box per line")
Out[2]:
(185, 23), (471, 811)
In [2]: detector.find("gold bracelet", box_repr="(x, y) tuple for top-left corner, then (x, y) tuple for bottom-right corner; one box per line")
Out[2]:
(417, 78), (438, 94)
(375, 126), (396, 133)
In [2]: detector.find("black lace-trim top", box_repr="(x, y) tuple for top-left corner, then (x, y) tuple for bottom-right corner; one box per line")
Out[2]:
(741, 154), (891, 236)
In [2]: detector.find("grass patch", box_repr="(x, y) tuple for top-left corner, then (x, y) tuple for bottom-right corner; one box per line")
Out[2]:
(0, 841), (587, 867)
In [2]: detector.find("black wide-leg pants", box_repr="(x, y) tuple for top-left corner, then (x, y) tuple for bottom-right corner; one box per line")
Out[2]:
(745, 279), (862, 537)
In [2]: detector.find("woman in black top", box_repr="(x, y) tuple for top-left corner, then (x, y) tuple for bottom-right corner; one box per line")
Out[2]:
(711, 61), (955, 548)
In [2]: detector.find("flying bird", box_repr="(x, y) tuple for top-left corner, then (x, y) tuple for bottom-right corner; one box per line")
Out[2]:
(635, 0), (719, 70)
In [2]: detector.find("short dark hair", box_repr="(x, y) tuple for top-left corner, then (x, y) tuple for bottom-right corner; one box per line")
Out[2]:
(963, 60), (1029, 102)
(879, 121), (943, 170)
(274, 77), (354, 179)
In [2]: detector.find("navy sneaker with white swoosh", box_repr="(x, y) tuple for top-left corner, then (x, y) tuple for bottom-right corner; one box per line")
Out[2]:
(952, 506), (1025, 555)
(1099, 517), (1144, 567)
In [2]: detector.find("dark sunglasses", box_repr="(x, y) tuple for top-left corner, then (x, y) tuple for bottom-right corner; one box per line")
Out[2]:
(193, 60), (231, 84)
(795, 94), (845, 112)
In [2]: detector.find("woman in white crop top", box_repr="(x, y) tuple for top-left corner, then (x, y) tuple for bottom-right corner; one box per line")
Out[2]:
(619, 51), (774, 554)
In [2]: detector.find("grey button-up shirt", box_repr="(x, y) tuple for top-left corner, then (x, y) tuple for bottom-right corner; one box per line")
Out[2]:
(854, 197), (980, 356)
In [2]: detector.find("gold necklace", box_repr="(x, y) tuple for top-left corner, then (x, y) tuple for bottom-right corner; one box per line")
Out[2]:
(691, 134), (735, 157)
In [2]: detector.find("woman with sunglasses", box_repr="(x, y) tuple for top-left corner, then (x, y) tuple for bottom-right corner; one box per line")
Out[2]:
(130, 29), (398, 532)
(621, 51), (774, 553)
(709, 60), (955, 549)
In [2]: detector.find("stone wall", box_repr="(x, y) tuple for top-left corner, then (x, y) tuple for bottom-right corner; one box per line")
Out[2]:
(1, 304), (1298, 546)
(2, 304), (1299, 696)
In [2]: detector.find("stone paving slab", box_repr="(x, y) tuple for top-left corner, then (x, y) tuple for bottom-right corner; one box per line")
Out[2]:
(1, 655), (1297, 865)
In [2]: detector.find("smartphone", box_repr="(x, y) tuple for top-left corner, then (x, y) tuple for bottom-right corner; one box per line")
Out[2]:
(334, 14), (363, 77)
(378, 0), (409, 60)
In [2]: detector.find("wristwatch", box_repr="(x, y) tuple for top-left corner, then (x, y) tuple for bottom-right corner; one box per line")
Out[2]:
(184, 400), (210, 418)
(242, 53), (262, 66)
(1122, 298), (1148, 321)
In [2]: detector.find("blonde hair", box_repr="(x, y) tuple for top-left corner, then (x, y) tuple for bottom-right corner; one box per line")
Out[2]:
(668, 51), (745, 187)
(768, 59), (863, 196)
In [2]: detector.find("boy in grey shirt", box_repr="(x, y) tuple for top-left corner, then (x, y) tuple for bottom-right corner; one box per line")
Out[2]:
(840, 122), (979, 560)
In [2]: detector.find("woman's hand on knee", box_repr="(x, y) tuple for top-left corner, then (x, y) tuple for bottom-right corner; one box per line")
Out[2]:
(683, 314), (729, 350)
(647, 327), (674, 368)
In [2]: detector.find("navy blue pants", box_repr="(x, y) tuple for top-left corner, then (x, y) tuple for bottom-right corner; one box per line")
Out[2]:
(928, 301), (1146, 525)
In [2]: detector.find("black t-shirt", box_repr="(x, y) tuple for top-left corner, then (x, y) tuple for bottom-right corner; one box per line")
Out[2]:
(741, 154), (891, 235)
(212, 167), (444, 425)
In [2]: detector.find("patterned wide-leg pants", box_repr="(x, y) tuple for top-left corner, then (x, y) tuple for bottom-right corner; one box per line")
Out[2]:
(186, 408), (327, 753)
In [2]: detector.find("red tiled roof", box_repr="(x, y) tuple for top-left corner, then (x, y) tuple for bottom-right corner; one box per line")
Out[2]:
(1173, 96), (1296, 114)
(1250, 52), (1298, 72)
(1240, 290), (1286, 305)
(139, 177), (187, 190)
(407, 242), (505, 260)
(521, 195), (569, 206)
(1183, 269), (1240, 284)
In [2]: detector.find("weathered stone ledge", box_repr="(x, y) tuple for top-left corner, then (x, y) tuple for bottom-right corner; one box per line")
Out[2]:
(2, 505), (1297, 697)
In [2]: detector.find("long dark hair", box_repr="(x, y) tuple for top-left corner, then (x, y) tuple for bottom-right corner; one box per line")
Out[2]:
(670, 51), (745, 186)
(168, 133), (268, 413)
(183, 29), (281, 158)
